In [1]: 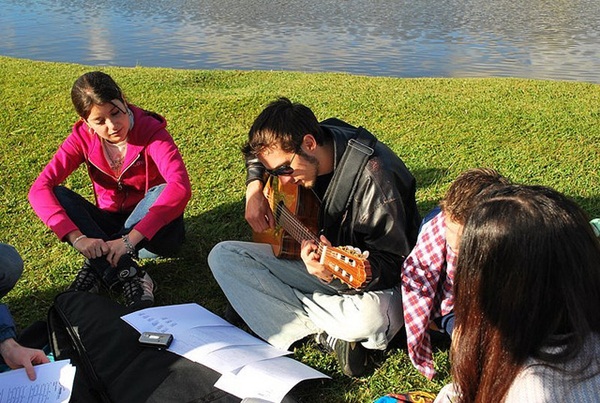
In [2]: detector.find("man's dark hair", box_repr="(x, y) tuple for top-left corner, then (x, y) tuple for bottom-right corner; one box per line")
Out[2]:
(242, 97), (325, 157)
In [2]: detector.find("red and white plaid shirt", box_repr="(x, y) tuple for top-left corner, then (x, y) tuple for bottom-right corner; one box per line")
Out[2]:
(401, 210), (456, 380)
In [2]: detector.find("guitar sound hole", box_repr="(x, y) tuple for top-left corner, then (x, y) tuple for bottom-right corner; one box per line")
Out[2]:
(275, 202), (284, 222)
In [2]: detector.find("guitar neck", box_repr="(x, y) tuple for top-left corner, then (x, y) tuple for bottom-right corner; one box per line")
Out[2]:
(270, 187), (372, 290)
(274, 201), (320, 246)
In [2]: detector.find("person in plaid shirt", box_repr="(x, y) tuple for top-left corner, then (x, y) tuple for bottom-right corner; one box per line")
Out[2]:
(400, 168), (510, 379)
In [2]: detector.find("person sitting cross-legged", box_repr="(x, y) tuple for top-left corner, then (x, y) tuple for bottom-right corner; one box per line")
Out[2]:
(208, 97), (421, 377)
(28, 71), (191, 310)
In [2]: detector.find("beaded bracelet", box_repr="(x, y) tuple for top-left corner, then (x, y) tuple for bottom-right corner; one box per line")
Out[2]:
(72, 234), (87, 248)
(121, 234), (136, 256)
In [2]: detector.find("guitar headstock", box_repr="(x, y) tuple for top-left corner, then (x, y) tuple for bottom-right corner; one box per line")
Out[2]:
(322, 246), (372, 290)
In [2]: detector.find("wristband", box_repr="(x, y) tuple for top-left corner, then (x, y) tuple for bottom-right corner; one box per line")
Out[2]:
(72, 234), (87, 248)
(245, 156), (267, 185)
(122, 234), (136, 256)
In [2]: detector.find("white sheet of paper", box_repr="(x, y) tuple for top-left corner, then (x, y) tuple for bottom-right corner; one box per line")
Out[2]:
(214, 356), (330, 402)
(196, 344), (291, 373)
(173, 324), (264, 355)
(0, 360), (75, 403)
(121, 303), (226, 334)
(121, 303), (329, 401)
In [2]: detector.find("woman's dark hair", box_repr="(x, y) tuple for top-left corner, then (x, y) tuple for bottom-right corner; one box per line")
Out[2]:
(452, 184), (600, 402)
(242, 97), (325, 157)
(71, 71), (125, 119)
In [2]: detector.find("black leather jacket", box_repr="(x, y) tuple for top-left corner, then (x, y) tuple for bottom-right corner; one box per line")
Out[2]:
(245, 120), (420, 291)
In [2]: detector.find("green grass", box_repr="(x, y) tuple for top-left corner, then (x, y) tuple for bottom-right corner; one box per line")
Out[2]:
(1, 56), (599, 402)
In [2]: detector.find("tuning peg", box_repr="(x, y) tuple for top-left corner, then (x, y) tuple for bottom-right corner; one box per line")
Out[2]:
(343, 246), (368, 258)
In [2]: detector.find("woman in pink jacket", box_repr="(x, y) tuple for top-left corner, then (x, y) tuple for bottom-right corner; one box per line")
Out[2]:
(29, 71), (191, 309)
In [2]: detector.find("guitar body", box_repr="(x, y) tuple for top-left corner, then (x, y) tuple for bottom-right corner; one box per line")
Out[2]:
(253, 176), (371, 289)
(252, 177), (320, 259)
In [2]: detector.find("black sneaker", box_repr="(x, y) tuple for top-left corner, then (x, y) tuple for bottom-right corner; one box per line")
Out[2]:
(316, 332), (368, 377)
(68, 260), (101, 293)
(118, 261), (155, 309)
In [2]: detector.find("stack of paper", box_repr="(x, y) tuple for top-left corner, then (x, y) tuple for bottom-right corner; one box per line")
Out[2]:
(0, 360), (75, 403)
(121, 303), (329, 402)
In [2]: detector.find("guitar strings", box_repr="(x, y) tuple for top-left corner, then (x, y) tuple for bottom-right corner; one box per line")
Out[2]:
(276, 202), (319, 244)
(274, 200), (369, 288)
(268, 190), (337, 256)
(276, 203), (350, 261)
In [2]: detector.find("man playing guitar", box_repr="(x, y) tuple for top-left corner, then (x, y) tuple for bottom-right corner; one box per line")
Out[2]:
(208, 97), (420, 377)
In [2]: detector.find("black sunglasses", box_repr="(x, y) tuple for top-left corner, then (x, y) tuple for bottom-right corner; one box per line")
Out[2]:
(266, 152), (296, 177)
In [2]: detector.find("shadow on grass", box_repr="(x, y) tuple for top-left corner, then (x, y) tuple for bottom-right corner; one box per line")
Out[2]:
(412, 167), (449, 190)
(572, 195), (600, 218)
(11, 186), (596, 402)
(148, 199), (249, 313)
(410, 166), (450, 216)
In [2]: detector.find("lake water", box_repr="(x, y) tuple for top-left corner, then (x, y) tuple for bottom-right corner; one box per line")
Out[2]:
(2, 0), (600, 83)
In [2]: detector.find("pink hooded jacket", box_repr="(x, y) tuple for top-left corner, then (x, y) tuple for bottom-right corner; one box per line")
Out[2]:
(29, 105), (192, 241)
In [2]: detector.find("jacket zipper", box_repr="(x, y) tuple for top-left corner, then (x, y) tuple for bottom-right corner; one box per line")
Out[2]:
(88, 155), (141, 212)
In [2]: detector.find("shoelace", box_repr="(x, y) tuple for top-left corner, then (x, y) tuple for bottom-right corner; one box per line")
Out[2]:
(140, 276), (154, 294)
(73, 268), (99, 290)
(122, 275), (154, 306)
(122, 277), (143, 301)
(325, 335), (339, 350)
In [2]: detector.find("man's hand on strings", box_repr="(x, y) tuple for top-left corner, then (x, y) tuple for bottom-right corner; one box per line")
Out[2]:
(245, 181), (275, 232)
(301, 235), (334, 283)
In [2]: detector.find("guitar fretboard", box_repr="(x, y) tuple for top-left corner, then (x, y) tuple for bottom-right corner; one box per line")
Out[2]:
(275, 201), (320, 245)
(268, 192), (371, 290)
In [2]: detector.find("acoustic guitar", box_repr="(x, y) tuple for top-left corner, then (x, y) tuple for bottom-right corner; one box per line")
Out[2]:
(253, 176), (372, 290)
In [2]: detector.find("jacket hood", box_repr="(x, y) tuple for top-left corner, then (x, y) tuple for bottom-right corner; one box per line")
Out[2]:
(72, 104), (167, 174)
(128, 105), (167, 147)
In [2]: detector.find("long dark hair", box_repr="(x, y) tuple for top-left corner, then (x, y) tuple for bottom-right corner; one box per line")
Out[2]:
(452, 185), (600, 402)
(71, 71), (125, 119)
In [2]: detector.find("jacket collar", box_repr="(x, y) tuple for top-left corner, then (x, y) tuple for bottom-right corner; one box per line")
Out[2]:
(84, 105), (164, 173)
(321, 123), (355, 172)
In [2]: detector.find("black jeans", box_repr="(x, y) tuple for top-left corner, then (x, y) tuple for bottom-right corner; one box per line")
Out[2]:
(53, 185), (185, 258)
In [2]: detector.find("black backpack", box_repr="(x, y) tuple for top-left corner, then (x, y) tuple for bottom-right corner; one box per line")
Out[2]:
(47, 291), (240, 403)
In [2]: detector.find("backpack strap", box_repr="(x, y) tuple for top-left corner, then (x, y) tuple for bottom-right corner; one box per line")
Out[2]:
(48, 291), (112, 402)
(321, 126), (377, 230)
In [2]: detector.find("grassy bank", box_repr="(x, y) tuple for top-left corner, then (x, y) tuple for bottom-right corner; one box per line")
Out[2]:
(1, 56), (599, 401)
